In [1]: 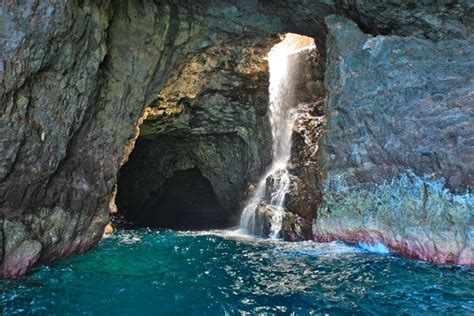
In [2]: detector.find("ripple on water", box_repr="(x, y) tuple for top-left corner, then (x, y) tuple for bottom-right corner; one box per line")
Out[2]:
(1, 229), (473, 315)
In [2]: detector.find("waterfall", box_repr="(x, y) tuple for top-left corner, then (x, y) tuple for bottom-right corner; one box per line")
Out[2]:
(238, 34), (315, 238)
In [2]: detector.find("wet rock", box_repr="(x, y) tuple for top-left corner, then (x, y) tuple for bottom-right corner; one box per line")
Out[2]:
(245, 204), (273, 238)
(315, 15), (474, 264)
(284, 48), (326, 228)
(280, 211), (313, 242)
(0, 207), (107, 278)
(247, 204), (312, 240)
(1, 240), (42, 278)
(284, 165), (321, 221)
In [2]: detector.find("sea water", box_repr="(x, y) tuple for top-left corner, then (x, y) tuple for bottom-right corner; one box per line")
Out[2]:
(1, 229), (473, 315)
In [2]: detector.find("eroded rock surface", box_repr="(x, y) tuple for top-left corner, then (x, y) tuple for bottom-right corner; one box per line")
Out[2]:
(315, 16), (473, 264)
(0, 0), (285, 277)
(0, 1), (110, 277)
(285, 49), (326, 232)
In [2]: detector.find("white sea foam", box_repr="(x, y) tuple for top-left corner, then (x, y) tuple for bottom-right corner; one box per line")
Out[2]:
(358, 241), (390, 254)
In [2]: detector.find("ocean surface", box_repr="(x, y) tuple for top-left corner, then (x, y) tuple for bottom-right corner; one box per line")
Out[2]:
(1, 229), (473, 315)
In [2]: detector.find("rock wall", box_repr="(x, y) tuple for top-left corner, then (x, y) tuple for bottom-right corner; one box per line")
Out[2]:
(0, 1), (110, 278)
(0, 0), (472, 276)
(315, 16), (473, 264)
(285, 47), (326, 238)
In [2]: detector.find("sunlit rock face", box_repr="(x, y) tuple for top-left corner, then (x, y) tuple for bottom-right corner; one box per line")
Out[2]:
(116, 37), (275, 229)
(0, 0), (472, 277)
(315, 16), (474, 264)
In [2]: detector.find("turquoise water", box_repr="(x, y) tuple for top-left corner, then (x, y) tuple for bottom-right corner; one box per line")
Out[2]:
(1, 229), (473, 315)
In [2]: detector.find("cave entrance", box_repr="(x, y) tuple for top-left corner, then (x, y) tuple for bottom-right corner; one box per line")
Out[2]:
(151, 168), (227, 230)
(114, 135), (240, 230)
(114, 36), (277, 231)
(113, 33), (322, 232)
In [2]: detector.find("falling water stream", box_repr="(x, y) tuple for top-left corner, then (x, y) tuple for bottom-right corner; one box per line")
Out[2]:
(239, 34), (316, 238)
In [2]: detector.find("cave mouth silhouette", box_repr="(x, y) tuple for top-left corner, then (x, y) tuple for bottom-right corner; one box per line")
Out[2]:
(118, 168), (232, 230)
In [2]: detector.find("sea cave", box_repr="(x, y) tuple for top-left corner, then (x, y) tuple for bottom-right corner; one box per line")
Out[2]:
(0, 1), (473, 314)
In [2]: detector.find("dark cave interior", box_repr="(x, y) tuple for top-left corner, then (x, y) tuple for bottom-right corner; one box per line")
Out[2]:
(116, 166), (233, 230)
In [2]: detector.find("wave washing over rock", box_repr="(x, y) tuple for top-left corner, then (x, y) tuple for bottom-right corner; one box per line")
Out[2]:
(315, 171), (474, 264)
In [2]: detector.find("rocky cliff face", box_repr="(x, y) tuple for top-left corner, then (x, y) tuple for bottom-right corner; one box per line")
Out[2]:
(315, 16), (473, 264)
(0, 1), (111, 278)
(0, 0), (472, 277)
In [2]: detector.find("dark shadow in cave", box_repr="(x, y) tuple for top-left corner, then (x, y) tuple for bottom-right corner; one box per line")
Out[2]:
(116, 167), (232, 230)
(144, 168), (228, 230)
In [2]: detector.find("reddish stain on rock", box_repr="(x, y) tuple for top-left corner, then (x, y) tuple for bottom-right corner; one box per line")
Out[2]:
(313, 230), (473, 265)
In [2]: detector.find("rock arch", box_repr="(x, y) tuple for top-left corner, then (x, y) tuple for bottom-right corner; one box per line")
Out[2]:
(0, 0), (472, 277)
